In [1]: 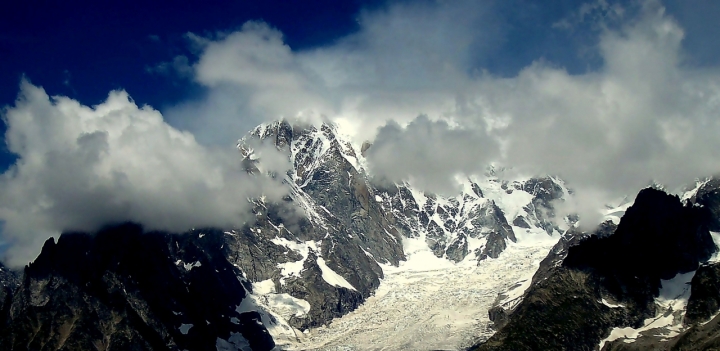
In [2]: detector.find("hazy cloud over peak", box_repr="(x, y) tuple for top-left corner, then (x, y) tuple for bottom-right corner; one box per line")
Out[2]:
(366, 115), (499, 195)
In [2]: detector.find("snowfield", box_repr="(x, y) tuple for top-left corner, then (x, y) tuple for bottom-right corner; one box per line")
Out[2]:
(282, 230), (558, 351)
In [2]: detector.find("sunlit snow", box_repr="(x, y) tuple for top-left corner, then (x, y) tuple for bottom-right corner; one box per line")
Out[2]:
(316, 257), (357, 291)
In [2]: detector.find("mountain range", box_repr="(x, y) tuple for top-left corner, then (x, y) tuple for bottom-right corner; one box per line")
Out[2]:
(1, 120), (720, 351)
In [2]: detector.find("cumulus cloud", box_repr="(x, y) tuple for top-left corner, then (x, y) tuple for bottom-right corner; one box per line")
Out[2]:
(0, 81), (288, 266)
(363, 1), (720, 223)
(165, 22), (333, 145)
(163, 0), (720, 225)
(165, 1), (502, 145)
(471, 1), (720, 221)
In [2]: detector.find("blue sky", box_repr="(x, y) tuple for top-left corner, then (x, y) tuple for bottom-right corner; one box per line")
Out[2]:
(2, 0), (717, 131)
(2, 0), (720, 265)
(0, 0), (386, 169)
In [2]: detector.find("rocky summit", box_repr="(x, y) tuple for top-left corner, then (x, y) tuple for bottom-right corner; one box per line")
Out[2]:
(3, 120), (720, 351)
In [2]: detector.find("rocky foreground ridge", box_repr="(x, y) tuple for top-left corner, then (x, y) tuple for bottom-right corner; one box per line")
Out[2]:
(473, 183), (720, 351)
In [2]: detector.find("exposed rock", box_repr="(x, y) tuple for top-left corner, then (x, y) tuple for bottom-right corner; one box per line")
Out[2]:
(564, 188), (715, 281)
(477, 231), (508, 261)
(487, 305), (508, 330)
(685, 262), (720, 326)
(0, 264), (20, 291)
(0, 263), (20, 336)
(0, 224), (274, 351)
(472, 188), (718, 351)
(360, 142), (372, 157)
(445, 233), (469, 263)
(522, 177), (566, 234)
(284, 251), (364, 330)
(693, 177), (720, 231)
(512, 216), (531, 229)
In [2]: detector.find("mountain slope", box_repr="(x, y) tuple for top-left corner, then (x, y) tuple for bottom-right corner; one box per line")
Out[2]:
(0, 119), (578, 350)
(472, 187), (720, 351)
(0, 224), (274, 351)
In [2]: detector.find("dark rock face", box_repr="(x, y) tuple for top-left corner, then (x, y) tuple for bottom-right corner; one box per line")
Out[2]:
(476, 267), (643, 351)
(472, 188), (718, 351)
(692, 178), (720, 231)
(0, 263), (20, 336)
(685, 262), (720, 326)
(0, 264), (20, 291)
(663, 313), (720, 351)
(284, 252), (364, 330)
(529, 221), (616, 294)
(445, 233), (469, 262)
(522, 177), (565, 234)
(475, 201), (516, 261)
(487, 305), (508, 330)
(564, 188), (715, 281)
(0, 224), (274, 351)
(616, 262), (720, 351)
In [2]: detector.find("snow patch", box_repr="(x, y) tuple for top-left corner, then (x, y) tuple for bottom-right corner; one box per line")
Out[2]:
(316, 257), (357, 291)
(601, 298), (625, 308)
(175, 260), (202, 271)
(252, 279), (276, 295)
(385, 234), (458, 274)
(266, 293), (312, 317)
(481, 179), (534, 222)
(184, 261), (202, 271)
(179, 323), (193, 335)
(271, 237), (320, 284)
(236, 288), (308, 348)
(680, 178), (711, 202)
(603, 201), (633, 224)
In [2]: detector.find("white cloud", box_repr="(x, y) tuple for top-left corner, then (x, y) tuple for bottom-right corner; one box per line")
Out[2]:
(165, 0), (720, 225)
(0, 81), (288, 266)
(165, 22), (333, 145)
(165, 1), (501, 145)
(472, 2), (720, 215)
(365, 115), (499, 195)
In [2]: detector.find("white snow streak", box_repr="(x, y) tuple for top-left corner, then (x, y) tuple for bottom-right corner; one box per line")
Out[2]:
(317, 257), (357, 291)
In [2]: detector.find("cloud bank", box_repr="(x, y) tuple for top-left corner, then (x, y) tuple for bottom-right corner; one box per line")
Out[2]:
(0, 81), (287, 266)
